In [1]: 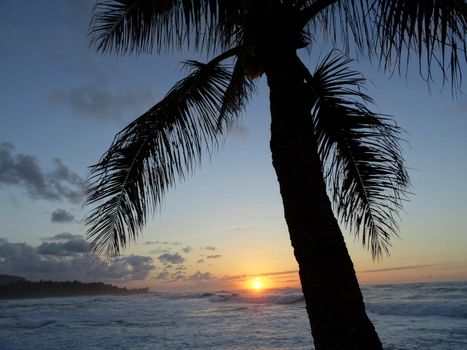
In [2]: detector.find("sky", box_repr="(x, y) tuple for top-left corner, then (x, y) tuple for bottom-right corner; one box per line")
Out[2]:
(0, 1), (466, 292)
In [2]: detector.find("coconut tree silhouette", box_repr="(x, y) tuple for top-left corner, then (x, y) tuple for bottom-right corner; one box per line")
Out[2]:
(84, 1), (465, 349)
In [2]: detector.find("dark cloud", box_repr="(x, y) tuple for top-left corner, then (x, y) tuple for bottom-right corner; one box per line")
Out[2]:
(255, 270), (298, 277)
(45, 232), (77, 241)
(188, 271), (214, 281)
(51, 208), (75, 223)
(154, 271), (170, 280)
(119, 255), (154, 280)
(0, 237), (155, 282)
(205, 246), (216, 251)
(223, 270), (298, 281)
(49, 85), (154, 122)
(37, 234), (89, 256)
(153, 267), (184, 282)
(169, 272), (185, 282)
(153, 267), (213, 283)
(206, 255), (222, 259)
(174, 265), (187, 272)
(361, 264), (434, 273)
(196, 258), (205, 264)
(279, 279), (299, 283)
(182, 246), (192, 254)
(145, 241), (182, 246)
(158, 252), (185, 265)
(0, 143), (85, 204)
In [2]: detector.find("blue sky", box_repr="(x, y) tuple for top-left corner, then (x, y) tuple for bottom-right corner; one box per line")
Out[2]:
(0, 1), (466, 291)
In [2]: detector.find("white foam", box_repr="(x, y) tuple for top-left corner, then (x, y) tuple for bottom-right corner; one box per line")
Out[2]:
(2, 282), (467, 350)
(16, 319), (56, 329)
(232, 293), (302, 305)
(366, 301), (467, 319)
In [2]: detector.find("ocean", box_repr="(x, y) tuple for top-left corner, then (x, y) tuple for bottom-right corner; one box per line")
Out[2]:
(1, 281), (466, 349)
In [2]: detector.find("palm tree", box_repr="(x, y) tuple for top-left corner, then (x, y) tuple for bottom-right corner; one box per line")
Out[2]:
(85, 1), (465, 349)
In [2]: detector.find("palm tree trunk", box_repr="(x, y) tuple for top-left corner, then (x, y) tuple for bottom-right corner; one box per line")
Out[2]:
(262, 48), (383, 349)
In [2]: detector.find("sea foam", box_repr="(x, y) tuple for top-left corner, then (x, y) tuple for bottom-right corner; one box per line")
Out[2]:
(1, 281), (466, 350)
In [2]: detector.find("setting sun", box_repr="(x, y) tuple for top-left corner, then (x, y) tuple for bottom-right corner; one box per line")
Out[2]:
(251, 278), (263, 291)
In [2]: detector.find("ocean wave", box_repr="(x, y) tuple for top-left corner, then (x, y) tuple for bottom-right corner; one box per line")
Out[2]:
(235, 293), (304, 305)
(366, 301), (467, 319)
(16, 319), (57, 329)
(158, 289), (305, 305)
(208, 293), (234, 302)
(4, 282), (467, 350)
(203, 291), (305, 305)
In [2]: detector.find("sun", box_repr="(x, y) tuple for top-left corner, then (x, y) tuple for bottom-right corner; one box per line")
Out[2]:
(251, 278), (263, 291)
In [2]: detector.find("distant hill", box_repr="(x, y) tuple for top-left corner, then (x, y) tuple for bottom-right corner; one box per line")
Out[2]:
(0, 278), (149, 299)
(0, 274), (26, 285)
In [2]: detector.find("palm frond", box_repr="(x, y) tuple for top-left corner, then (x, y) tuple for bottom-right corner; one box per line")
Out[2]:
(305, 1), (373, 55)
(84, 59), (253, 256)
(217, 56), (256, 129)
(306, 54), (410, 259)
(89, 0), (243, 54)
(373, 0), (466, 91)
(306, 0), (466, 91)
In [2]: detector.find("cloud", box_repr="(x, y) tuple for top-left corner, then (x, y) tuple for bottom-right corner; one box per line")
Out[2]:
(230, 124), (250, 139)
(196, 258), (205, 264)
(158, 253), (185, 265)
(0, 143), (85, 204)
(182, 246), (192, 253)
(206, 255), (222, 259)
(174, 265), (186, 272)
(153, 267), (213, 283)
(278, 279), (300, 283)
(231, 225), (257, 232)
(149, 248), (170, 255)
(361, 264), (434, 273)
(37, 234), (89, 256)
(118, 255), (154, 280)
(0, 236), (155, 282)
(153, 267), (185, 282)
(154, 271), (169, 280)
(188, 271), (214, 281)
(223, 270), (298, 281)
(49, 85), (155, 122)
(205, 246), (216, 251)
(51, 208), (75, 223)
(44, 232), (77, 241)
(146, 241), (184, 254)
(145, 241), (182, 246)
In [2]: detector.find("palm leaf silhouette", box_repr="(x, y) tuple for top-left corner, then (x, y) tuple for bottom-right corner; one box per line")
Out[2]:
(85, 60), (253, 256)
(307, 54), (409, 258)
(308, 0), (466, 89)
(85, 1), (464, 346)
(89, 0), (242, 54)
